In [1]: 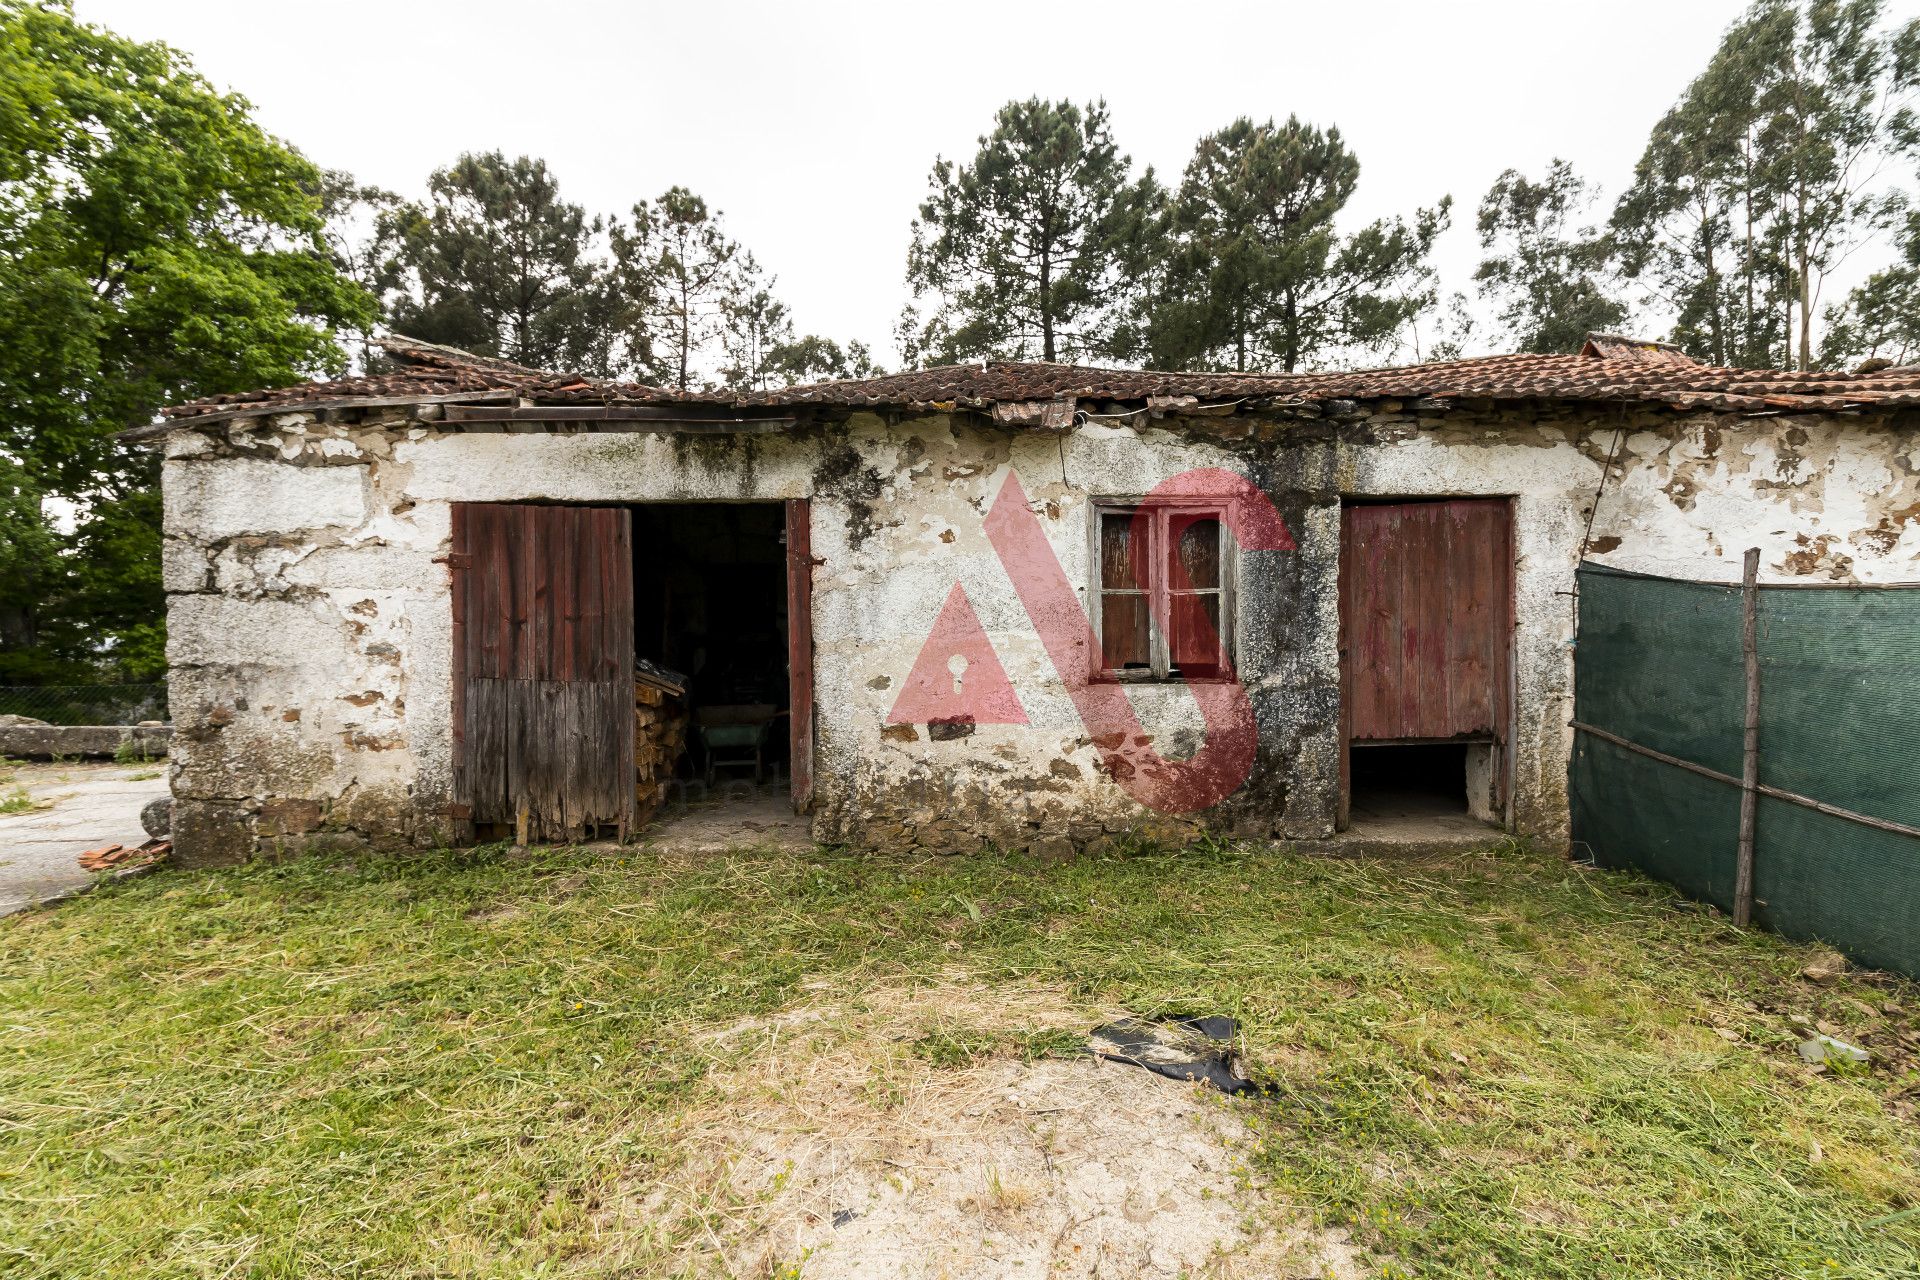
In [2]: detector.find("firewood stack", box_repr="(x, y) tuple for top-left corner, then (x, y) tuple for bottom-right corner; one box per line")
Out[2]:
(634, 659), (689, 828)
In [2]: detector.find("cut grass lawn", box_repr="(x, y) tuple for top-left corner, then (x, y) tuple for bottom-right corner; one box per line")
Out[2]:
(2, 838), (1917, 1278)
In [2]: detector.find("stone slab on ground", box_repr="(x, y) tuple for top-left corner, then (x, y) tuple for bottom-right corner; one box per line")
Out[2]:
(0, 763), (169, 915)
(0, 724), (170, 760)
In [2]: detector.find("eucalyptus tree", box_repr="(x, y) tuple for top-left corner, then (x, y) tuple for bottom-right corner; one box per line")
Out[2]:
(1614, 0), (1920, 368)
(1474, 160), (1628, 354)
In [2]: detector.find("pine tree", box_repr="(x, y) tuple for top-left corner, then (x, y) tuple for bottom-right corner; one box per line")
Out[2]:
(905, 98), (1160, 364)
(386, 152), (618, 375)
(614, 187), (750, 391)
(1152, 117), (1449, 372)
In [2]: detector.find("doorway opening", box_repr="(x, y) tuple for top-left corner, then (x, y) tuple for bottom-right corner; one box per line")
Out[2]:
(629, 503), (806, 840)
(1348, 742), (1469, 818)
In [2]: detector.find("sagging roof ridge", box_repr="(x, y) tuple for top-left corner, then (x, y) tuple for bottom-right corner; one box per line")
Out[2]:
(148, 332), (1920, 431)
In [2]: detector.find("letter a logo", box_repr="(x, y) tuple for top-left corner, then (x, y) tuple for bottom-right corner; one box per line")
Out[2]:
(887, 584), (1028, 725)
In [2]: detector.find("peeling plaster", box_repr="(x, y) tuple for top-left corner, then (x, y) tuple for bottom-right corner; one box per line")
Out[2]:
(159, 402), (1920, 867)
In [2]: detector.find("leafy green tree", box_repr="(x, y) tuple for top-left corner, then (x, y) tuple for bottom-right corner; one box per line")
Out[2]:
(0, 0), (371, 681)
(1822, 192), (1920, 363)
(1614, 0), (1919, 368)
(614, 187), (750, 391)
(386, 152), (616, 374)
(1752, 0), (1919, 368)
(905, 98), (1161, 364)
(0, 460), (69, 683)
(1474, 160), (1629, 353)
(763, 335), (883, 385)
(1821, 259), (1920, 363)
(1152, 117), (1449, 372)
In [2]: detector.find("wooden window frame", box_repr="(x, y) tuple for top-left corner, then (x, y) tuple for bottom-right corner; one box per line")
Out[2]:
(1089, 498), (1237, 683)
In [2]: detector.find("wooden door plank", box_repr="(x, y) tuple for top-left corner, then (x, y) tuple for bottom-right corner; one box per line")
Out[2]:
(1345, 499), (1512, 744)
(450, 503), (636, 843)
(786, 499), (815, 813)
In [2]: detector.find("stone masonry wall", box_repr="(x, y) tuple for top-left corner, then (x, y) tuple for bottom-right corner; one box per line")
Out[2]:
(159, 401), (1920, 866)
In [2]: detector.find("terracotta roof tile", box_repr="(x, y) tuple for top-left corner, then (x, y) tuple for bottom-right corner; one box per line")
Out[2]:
(156, 334), (1920, 425)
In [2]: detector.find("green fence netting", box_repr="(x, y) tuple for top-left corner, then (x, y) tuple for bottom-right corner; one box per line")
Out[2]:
(1570, 564), (1920, 976)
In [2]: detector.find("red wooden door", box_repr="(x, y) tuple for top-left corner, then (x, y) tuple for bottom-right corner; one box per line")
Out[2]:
(785, 499), (814, 812)
(1339, 500), (1513, 811)
(451, 504), (635, 843)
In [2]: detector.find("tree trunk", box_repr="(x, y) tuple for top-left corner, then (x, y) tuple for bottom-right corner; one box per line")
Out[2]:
(1040, 249), (1055, 363)
(678, 281), (691, 392)
(1797, 250), (1813, 371)
(1282, 293), (1299, 373)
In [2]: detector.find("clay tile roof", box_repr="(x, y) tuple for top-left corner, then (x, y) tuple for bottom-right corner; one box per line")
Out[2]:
(729, 350), (1920, 414)
(152, 333), (1920, 429)
(153, 334), (676, 425)
(1577, 332), (1697, 365)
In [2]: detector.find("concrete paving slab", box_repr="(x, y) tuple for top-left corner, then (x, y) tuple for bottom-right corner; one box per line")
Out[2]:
(0, 762), (168, 915)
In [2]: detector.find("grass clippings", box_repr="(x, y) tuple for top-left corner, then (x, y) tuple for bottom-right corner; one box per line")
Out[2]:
(1, 839), (1917, 1278)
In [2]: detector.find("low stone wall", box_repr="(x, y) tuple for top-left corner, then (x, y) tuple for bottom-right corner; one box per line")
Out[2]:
(0, 724), (171, 760)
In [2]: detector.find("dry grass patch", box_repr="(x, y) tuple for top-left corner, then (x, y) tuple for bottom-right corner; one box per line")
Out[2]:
(616, 975), (1362, 1279)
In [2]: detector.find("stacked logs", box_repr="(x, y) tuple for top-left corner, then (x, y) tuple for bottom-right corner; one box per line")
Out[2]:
(634, 664), (689, 828)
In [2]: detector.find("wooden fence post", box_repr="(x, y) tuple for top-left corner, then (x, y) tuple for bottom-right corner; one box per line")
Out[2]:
(1733, 547), (1761, 927)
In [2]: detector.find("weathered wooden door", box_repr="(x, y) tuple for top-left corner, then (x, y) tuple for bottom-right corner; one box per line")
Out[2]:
(785, 499), (815, 812)
(1339, 500), (1513, 820)
(450, 504), (635, 843)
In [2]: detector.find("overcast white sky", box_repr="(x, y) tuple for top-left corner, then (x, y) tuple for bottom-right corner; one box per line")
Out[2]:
(74, 0), (1920, 366)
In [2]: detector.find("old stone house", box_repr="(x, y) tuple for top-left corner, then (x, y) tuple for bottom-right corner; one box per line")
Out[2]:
(135, 336), (1920, 867)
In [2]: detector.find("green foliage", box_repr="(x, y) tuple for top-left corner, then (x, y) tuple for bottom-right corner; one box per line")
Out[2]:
(762, 334), (883, 386)
(905, 98), (1162, 364)
(2, 841), (1917, 1275)
(385, 152), (618, 375)
(1822, 230), (1920, 364)
(1613, 0), (1920, 368)
(612, 186), (751, 391)
(1151, 115), (1450, 372)
(0, 459), (67, 683)
(0, 0), (370, 683)
(1475, 159), (1628, 354)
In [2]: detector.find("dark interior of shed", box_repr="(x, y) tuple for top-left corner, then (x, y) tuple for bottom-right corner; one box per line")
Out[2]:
(630, 503), (789, 794)
(1347, 742), (1469, 819)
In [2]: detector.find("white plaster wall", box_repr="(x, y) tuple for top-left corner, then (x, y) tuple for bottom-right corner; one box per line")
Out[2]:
(158, 404), (1920, 864)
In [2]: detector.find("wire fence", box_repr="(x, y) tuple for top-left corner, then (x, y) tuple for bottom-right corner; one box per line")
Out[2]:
(0, 685), (169, 726)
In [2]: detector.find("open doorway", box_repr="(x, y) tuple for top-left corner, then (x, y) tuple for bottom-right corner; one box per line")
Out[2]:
(1348, 743), (1469, 819)
(629, 503), (808, 841)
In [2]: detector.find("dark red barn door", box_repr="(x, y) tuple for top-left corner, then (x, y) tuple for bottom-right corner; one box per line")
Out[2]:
(451, 504), (635, 843)
(1339, 500), (1513, 817)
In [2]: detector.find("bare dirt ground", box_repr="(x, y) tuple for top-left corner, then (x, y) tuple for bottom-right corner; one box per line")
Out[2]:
(642, 787), (812, 855)
(622, 976), (1367, 1279)
(0, 761), (166, 915)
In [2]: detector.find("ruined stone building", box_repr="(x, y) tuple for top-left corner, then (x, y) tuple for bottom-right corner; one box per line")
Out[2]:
(134, 336), (1920, 867)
